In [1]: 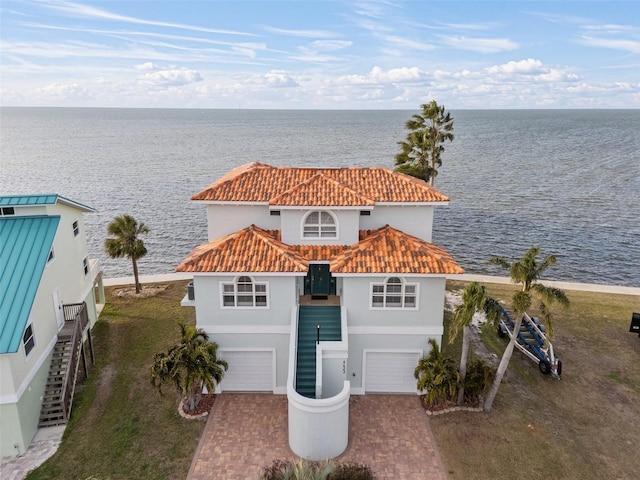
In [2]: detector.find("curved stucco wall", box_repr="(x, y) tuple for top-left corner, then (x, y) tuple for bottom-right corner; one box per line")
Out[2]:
(287, 382), (350, 460)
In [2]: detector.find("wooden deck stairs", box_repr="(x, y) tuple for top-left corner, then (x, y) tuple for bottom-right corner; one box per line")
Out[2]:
(39, 302), (94, 428)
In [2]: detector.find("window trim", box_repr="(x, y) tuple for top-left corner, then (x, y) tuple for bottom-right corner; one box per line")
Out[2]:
(220, 276), (269, 309)
(370, 277), (419, 310)
(23, 324), (35, 357)
(301, 210), (338, 239)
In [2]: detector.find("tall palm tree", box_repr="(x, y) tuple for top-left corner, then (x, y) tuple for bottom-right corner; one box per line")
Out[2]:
(150, 323), (228, 412)
(483, 246), (570, 411)
(104, 214), (149, 293)
(394, 100), (454, 186)
(449, 282), (501, 405)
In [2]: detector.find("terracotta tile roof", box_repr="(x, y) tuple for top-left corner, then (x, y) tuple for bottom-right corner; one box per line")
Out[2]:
(331, 225), (464, 275)
(176, 225), (309, 273)
(269, 173), (376, 207)
(177, 225), (462, 275)
(191, 162), (449, 204)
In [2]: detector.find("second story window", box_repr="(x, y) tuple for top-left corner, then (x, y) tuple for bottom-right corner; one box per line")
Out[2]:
(222, 276), (268, 308)
(371, 277), (418, 309)
(303, 211), (337, 238)
(72, 220), (80, 237)
(47, 248), (55, 264)
(83, 257), (89, 275)
(0, 207), (15, 215)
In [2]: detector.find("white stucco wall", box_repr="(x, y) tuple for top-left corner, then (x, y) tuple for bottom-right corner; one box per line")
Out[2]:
(280, 209), (360, 246)
(192, 275), (298, 327)
(359, 205), (435, 242)
(339, 275), (446, 328)
(205, 204), (280, 240)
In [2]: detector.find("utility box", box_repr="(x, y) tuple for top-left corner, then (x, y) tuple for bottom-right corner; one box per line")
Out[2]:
(630, 312), (640, 336)
(187, 281), (195, 301)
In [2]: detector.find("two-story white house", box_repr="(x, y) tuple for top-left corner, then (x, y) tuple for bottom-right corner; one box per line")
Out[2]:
(177, 162), (463, 459)
(0, 195), (104, 457)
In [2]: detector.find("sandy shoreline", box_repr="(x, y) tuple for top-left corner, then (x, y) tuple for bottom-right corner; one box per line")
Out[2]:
(102, 272), (640, 296)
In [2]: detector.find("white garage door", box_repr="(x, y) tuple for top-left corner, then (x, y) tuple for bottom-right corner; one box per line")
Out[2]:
(219, 350), (274, 392)
(364, 351), (420, 393)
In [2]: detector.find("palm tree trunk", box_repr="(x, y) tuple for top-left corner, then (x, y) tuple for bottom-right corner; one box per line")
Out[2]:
(457, 325), (470, 405)
(484, 315), (523, 411)
(132, 257), (141, 293)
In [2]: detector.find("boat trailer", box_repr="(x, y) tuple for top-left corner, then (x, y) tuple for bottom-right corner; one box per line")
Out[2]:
(497, 305), (562, 378)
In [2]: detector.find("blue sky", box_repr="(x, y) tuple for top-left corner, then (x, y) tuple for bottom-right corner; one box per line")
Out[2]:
(1, 1), (639, 108)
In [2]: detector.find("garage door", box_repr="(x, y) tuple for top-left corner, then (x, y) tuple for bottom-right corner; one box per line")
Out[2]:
(219, 350), (274, 392)
(364, 351), (420, 393)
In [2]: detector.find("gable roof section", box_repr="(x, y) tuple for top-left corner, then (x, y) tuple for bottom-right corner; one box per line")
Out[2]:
(0, 194), (95, 212)
(177, 225), (462, 275)
(269, 173), (376, 207)
(0, 215), (60, 354)
(330, 225), (464, 275)
(176, 225), (310, 273)
(191, 162), (449, 205)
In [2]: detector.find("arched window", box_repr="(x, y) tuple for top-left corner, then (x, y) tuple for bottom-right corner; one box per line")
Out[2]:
(303, 211), (337, 238)
(371, 277), (418, 309)
(222, 276), (268, 308)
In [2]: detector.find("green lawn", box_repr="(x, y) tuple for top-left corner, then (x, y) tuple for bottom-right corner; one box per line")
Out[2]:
(26, 279), (640, 480)
(27, 281), (204, 480)
(433, 281), (640, 480)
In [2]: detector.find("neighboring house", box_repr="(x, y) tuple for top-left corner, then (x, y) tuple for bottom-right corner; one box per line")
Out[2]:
(0, 195), (104, 457)
(177, 162), (463, 459)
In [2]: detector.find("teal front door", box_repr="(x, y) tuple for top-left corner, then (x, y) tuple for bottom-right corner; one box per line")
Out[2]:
(307, 264), (333, 296)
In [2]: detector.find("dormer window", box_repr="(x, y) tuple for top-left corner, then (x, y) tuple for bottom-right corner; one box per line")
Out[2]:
(303, 211), (337, 238)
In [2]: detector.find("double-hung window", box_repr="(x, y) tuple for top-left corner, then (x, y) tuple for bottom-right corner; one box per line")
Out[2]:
(371, 277), (418, 309)
(222, 276), (268, 308)
(72, 220), (80, 237)
(303, 211), (337, 238)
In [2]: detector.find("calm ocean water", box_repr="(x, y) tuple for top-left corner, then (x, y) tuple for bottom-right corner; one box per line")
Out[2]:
(1, 107), (638, 287)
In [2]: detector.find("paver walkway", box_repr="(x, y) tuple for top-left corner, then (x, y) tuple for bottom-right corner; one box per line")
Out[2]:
(187, 393), (447, 480)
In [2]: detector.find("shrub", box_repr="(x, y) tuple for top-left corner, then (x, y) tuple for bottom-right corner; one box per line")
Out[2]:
(414, 339), (460, 408)
(462, 359), (494, 405)
(260, 459), (374, 480)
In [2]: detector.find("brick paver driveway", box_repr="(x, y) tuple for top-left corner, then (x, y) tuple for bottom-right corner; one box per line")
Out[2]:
(187, 393), (448, 480)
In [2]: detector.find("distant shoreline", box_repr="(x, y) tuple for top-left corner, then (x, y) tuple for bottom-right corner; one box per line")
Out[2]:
(102, 272), (640, 296)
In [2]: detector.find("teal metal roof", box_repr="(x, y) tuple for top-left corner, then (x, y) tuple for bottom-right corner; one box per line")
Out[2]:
(0, 194), (95, 212)
(0, 215), (60, 354)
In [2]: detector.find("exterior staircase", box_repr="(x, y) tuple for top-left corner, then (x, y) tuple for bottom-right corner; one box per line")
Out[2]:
(39, 302), (93, 427)
(296, 306), (341, 398)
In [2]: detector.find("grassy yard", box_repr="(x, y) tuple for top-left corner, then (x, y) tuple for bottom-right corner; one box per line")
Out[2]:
(27, 281), (204, 480)
(433, 281), (640, 480)
(26, 280), (639, 479)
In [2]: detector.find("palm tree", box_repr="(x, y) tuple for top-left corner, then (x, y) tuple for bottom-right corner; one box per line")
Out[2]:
(414, 338), (459, 408)
(104, 214), (149, 293)
(449, 282), (501, 405)
(483, 246), (570, 411)
(394, 100), (454, 186)
(150, 323), (228, 412)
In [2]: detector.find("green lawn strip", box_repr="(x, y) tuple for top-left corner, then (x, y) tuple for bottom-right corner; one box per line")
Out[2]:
(27, 281), (204, 480)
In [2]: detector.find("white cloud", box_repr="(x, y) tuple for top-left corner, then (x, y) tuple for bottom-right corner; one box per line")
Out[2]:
(439, 35), (519, 53)
(486, 58), (545, 75)
(135, 62), (160, 71)
(138, 67), (203, 87)
(262, 26), (337, 38)
(579, 36), (640, 54)
(34, 82), (94, 102)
